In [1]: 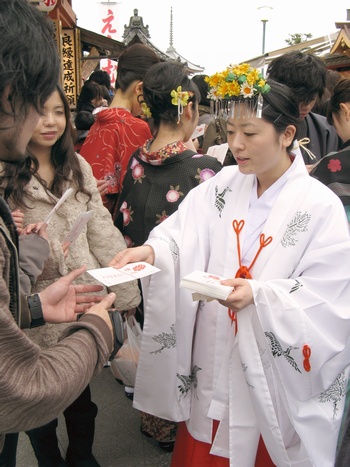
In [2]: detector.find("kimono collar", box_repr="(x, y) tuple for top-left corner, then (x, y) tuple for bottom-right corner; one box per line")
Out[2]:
(340, 139), (350, 151)
(138, 139), (188, 166)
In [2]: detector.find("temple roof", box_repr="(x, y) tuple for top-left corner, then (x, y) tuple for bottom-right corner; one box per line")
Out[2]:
(241, 9), (350, 73)
(241, 32), (339, 69)
(122, 8), (204, 74)
(330, 22), (350, 58)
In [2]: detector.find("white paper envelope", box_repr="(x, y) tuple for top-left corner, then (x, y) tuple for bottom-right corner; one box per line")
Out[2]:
(180, 270), (233, 301)
(207, 143), (228, 164)
(87, 262), (160, 287)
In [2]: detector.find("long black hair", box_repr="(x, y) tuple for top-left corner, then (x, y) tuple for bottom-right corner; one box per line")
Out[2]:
(0, 85), (91, 209)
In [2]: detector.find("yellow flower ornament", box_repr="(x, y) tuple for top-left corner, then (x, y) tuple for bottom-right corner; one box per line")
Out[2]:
(170, 86), (194, 123)
(140, 102), (152, 119)
(205, 63), (270, 118)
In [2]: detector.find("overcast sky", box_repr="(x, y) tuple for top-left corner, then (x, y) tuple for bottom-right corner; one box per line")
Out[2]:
(72, 0), (348, 75)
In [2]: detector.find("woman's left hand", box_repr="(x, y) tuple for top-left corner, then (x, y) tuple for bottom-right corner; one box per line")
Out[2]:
(218, 278), (254, 312)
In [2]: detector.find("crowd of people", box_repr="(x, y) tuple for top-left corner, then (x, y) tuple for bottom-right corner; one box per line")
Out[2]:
(1, 1), (350, 467)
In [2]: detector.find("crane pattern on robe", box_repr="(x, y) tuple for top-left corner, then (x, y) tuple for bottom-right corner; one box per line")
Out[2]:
(290, 279), (303, 293)
(214, 185), (232, 217)
(265, 331), (302, 373)
(318, 370), (347, 420)
(177, 365), (202, 400)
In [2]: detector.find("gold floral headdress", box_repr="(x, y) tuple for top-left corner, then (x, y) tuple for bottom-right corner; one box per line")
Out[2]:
(170, 86), (194, 123)
(205, 63), (270, 119)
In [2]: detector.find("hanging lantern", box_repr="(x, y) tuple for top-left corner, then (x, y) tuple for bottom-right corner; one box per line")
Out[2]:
(28, 0), (58, 13)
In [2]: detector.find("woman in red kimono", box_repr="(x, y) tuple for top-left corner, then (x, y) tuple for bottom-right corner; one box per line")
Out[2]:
(80, 44), (160, 217)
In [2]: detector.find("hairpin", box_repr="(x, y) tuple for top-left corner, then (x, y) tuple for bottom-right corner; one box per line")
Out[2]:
(140, 101), (152, 119)
(170, 86), (194, 123)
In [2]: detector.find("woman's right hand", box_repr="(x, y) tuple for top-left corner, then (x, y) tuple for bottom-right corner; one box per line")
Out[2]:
(23, 222), (49, 241)
(109, 245), (155, 269)
(12, 209), (24, 235)
(96, 178), (110, 196)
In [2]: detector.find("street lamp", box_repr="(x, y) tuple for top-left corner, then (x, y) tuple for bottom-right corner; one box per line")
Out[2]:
(258, 5), (273, 55)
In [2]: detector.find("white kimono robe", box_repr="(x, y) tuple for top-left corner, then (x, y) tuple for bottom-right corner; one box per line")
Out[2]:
(133, 149), (350, 467)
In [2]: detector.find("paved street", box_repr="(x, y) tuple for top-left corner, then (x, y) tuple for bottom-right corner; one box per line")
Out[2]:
(17, 367), (172, 467)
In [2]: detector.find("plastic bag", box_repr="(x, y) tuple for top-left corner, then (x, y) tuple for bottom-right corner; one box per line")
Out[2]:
(110, 315), (142, 387)
(108, 309), (125, 360)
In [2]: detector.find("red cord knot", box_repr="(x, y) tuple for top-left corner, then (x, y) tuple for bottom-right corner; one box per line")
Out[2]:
(229, 219), (273, 335)
(303, 345), (311, 372)
(235, 266), (252, 279)
(228, 308), (238, 335)
(232, 219), (273, 279)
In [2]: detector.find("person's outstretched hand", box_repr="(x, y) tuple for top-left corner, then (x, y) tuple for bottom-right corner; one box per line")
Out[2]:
(39, 266), (115, 326)
(109, 245), (155, 269)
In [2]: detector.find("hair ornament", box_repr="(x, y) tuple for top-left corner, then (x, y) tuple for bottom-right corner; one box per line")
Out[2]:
(170, 86), (194, 123)
(205, 63), (270, 119)
(140, 101), (152, 119)
(293, 137), (317, 160)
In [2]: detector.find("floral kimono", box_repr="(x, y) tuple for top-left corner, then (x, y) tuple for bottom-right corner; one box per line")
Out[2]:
(114, 140), (222, 247)
(133, 147), (350, 466)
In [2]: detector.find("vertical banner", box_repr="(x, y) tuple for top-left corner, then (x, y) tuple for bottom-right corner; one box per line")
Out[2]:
(51, 19), (63, 86)
(98, 2), (121, 88)
(62, 29), (78, 109)
(98, 2), (120, 40)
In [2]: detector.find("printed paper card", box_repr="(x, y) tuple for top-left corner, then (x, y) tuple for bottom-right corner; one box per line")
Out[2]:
(191, 123), (206, 140)
(180, 270), (234, 301)
(64, 210), (94, 244)
(87, 262), (160, 287)
(207, 143), (228, 164)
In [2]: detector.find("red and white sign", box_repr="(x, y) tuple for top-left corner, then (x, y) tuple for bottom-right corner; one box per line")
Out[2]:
(98, 3), (121, 88)
(28, 0), (57, 13)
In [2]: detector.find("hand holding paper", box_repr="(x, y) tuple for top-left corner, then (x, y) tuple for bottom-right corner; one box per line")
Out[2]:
(88, 262), (160, 287)
(34, 188), (74, 233)
(180, 270), (234, 301)
(43, 187), (73, 225)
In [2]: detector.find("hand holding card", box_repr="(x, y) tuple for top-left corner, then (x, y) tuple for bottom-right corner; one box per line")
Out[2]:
(180, 270), (234, 301)
(87, 262), (160, 287)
